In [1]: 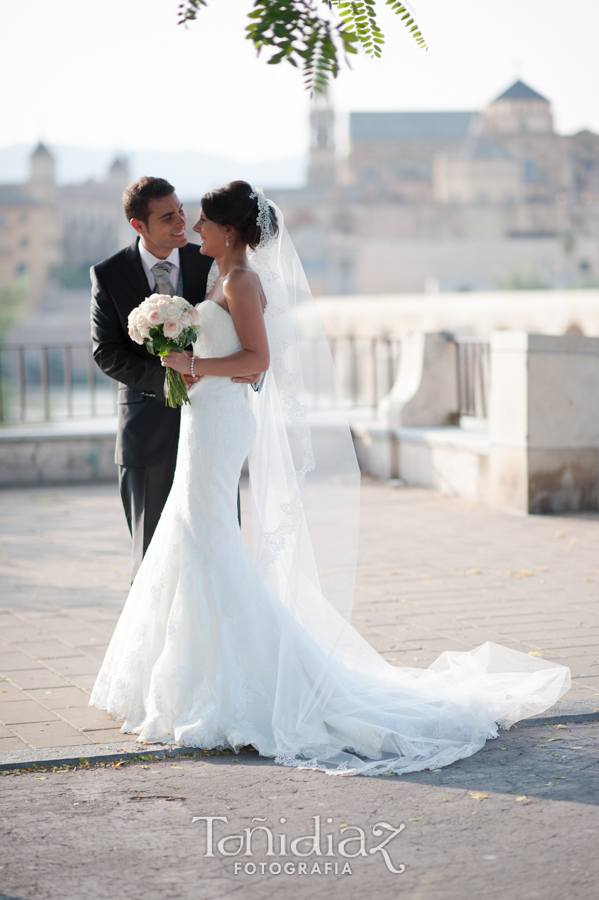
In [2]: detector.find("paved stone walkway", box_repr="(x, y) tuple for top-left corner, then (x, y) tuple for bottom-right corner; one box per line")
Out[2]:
(1, 481), (598, 754)
(1, 721), (598, 900)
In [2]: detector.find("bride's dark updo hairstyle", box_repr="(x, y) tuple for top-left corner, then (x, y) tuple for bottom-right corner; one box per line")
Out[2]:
(201, 181), (278, 250)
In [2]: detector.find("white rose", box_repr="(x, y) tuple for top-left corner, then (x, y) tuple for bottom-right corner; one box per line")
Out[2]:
(131, 310), (149, 329)
(147, 308), (166, 326)
(165, 304), (182, 321)
(179, 312), (191, 326)
(163, 320), (182, 339)
(128, 325), (144, 345)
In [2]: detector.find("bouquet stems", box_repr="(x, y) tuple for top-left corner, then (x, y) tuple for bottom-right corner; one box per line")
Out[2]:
(165, 366), (190, 408)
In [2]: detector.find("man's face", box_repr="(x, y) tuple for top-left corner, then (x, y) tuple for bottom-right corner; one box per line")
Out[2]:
(132, 193), (188, 258)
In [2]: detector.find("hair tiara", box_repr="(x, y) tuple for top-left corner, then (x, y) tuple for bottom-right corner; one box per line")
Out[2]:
(249, 187), (276, 249)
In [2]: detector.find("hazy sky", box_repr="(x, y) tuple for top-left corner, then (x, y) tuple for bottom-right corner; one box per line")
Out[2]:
(1, 0), (598, 162)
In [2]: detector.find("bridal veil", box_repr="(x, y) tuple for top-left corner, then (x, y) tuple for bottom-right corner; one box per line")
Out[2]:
(243, 196), (570, 775)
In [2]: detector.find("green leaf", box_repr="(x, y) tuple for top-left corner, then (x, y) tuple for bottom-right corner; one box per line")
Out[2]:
(180, 0), (426, 92)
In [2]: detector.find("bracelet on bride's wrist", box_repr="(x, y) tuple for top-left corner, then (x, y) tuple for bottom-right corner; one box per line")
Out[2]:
(190, 356), (195, 377)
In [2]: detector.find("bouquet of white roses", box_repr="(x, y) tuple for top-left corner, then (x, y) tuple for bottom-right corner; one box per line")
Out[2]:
(128, 293), (200, 408)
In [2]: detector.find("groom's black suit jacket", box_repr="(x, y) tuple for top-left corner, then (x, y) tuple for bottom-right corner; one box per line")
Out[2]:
(91, 239), (214, 467)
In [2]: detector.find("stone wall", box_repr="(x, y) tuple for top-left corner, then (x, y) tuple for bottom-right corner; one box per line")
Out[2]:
(297, 290), (599, 340)
(0, 427), (117, 487)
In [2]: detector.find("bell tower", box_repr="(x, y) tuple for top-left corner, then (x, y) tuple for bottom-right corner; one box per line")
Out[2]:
(28, 142), (57, 202)
(307, 93), (336, 186)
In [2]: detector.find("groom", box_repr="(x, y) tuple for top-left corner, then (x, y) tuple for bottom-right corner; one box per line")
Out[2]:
(91, 176), (253, 580)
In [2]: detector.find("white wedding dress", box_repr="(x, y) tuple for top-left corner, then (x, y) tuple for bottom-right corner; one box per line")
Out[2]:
(90, 297), (570, 776)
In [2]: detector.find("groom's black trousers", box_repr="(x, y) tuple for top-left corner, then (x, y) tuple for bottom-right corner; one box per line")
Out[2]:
(119, 456), (178, 583)
(120, 459), (243, 583)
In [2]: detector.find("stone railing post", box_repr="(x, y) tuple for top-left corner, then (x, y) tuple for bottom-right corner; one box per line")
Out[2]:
(488, 331), (599, 513)
(378, 332), (458, 429)
(351, 332), (459, 481)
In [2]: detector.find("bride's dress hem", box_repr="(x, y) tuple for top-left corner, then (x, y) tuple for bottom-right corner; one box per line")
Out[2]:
(91, 695), (551, 779)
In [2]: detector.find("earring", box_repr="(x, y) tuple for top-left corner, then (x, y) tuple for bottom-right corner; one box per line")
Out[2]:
(225, 234), (229, 247)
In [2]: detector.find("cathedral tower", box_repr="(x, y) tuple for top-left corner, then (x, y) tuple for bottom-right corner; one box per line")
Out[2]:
(28, 142), (57, 202)
(307, 93), (336, 187)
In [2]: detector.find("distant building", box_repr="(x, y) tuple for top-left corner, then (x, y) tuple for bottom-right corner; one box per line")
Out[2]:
(0, 145), (131, 309)
(4, 80), (599, 309)
(0, 144), (61, 305)
(267, 81), (599, 294)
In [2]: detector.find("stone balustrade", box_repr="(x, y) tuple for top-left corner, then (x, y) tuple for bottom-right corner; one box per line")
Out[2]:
(353, 331), (599, 514)
(1, 331), (598, 514)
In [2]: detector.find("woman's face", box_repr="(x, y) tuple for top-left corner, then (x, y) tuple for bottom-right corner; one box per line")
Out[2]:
(193, 209), (229, 256)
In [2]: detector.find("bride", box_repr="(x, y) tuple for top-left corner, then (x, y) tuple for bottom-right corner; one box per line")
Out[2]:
(90, 181), (570, 776)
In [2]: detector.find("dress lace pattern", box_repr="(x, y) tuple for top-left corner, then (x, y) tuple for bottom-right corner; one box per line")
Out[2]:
(90, 299), (570, 776)
(205, 260), (219, 296)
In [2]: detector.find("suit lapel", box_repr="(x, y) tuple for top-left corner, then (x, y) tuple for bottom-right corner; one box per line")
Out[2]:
(123, 239), (151, 306)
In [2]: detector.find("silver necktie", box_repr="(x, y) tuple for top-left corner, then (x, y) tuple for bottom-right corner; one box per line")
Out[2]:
(151, 261), (175, 296)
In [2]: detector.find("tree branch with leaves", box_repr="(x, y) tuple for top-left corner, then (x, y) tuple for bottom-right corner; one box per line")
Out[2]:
(178, 0), (426, 93)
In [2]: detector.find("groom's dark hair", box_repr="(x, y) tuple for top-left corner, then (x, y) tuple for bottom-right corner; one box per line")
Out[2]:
(123, 176), (175, 226)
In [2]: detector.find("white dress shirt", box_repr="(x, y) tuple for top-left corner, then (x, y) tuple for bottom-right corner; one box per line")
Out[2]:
(138, 242), (180, 293)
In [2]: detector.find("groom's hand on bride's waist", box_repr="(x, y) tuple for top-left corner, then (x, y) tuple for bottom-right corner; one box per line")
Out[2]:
(180, 373), (261, 387)
(232, 374), (261, 385)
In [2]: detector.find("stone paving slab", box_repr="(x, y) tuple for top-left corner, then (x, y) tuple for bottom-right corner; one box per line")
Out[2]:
(1, 481), (599, 758)
(4, 667), (75, 690)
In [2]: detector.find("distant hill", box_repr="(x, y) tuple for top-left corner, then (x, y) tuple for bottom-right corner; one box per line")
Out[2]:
(0, 144), (307, 198)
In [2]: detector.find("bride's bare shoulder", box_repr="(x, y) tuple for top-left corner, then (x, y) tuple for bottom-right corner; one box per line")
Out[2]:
(224, 266), (264, 308)
(225, 265), (261, 290)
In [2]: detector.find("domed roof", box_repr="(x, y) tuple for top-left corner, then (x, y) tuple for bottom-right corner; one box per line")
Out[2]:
(32, 141), (53, 158)
(109, 155), (128, 173)
(493, 80), (548, 103)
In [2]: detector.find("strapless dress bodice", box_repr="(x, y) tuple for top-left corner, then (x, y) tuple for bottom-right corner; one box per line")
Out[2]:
(193, 300), (243, 360)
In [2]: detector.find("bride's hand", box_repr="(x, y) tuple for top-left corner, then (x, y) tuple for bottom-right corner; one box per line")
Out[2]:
(161, 350), (192, 374)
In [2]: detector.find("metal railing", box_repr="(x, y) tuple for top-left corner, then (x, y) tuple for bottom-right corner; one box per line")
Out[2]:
(0, 343), (117, 424)
(0, 336), (401, 425)
(300, 335), (401, 414)
(454, 337), (490, 421)
(0, 336), (490, 426)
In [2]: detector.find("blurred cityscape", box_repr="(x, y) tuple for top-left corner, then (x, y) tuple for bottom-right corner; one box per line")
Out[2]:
(1, 79), (599, 336)
(270, 79), (599, 295)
